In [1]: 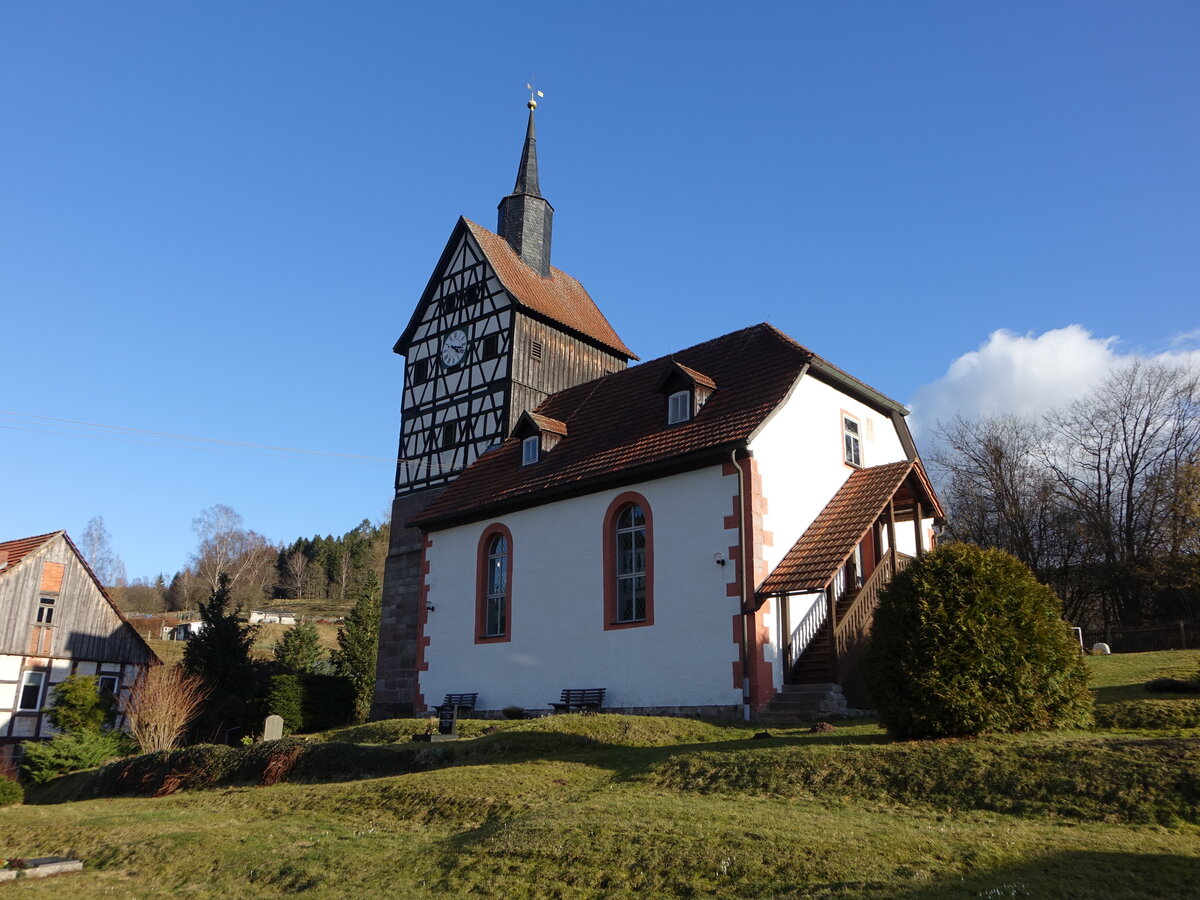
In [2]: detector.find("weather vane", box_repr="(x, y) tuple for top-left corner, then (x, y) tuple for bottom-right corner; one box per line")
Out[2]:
(526, 79), (544, 110)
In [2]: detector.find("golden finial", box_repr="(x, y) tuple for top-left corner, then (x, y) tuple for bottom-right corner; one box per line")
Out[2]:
(526, 79), (544, 110)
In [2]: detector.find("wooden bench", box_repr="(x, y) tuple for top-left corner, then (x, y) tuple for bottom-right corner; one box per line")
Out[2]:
(550, 688), (605, 713)
(438, 693), (478, 717)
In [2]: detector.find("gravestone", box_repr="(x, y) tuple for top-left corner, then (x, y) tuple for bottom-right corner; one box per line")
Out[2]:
(438, 705), (457, 736)
(263, 714), (284, 741)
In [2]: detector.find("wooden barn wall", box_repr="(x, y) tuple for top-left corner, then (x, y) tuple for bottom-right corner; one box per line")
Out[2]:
(0, 536), (155, 664)
(509, 316), (629, 432)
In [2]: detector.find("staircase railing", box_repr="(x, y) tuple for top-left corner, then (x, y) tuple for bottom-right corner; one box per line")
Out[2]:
(785, 593), (828, 669)
(832, 549), (913, 684)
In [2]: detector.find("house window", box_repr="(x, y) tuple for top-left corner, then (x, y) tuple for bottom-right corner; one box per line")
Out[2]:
(843, 415), (862, 467)
(482, 334), (499, 360)
(98, 675), (119, 696)
(410, 358), (429, 385)
(36, 596), (55, 624)
(521, 435), (539, 466)
(441, 421), (458, 448)
(603, 493), (654, 629)
(667, 390), (691, 424)
(475, 525), (513, 643)
(18, 671), (44, 711)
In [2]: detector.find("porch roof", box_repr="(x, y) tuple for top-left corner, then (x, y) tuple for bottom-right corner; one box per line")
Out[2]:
(758, 460), (941, 596)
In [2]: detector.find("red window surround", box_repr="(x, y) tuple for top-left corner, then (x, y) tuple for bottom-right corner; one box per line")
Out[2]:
(474, 523), (513, 644)
(602, 491), (655, 630)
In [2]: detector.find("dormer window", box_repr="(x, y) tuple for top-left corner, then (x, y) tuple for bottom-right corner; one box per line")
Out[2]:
(522, 435), (540, 466)
(656, 361), (717, 426)
(667, 391), (690, 424)
(514, 411), (568, 467)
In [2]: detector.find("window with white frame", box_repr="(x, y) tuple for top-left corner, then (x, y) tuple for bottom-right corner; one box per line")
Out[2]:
(843, 415), (862, 467)
(521, 435), (539, 465)
(667, 390), (691, 424)
(98, 675), (119, 696)
(18, 671), (44, 711)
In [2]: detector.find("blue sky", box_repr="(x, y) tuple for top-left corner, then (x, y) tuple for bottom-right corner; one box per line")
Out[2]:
(2, 2), (1197, 579)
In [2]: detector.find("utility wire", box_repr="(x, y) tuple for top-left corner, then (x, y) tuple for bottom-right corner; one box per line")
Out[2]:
(0, 410), (464, 473)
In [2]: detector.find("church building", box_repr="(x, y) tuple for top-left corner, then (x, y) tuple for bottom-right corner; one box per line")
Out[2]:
(375, 101), (942, 720)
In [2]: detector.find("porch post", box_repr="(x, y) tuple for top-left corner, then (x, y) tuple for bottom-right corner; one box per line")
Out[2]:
(913, 497), (925, 557)
(826, 577), (838, 679)
(886, 498), (897, 555)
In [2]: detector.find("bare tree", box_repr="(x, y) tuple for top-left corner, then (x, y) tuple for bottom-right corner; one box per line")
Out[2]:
(1041, 360), (1200, 626)
(190, 504), (275, 607)
(932, 415), (1091, 622)
(121, 665), (209, 753)
(80, 515), (126, 587)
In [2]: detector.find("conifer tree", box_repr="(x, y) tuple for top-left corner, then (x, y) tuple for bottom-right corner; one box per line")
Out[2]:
(183, 573), (259, 738)
(272, 621), (323, 674)
(332, 568), (381, 723)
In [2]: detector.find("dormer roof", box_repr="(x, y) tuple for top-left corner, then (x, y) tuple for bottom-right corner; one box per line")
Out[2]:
(656, 361), (717, 394)
(515, 411), (569, 438)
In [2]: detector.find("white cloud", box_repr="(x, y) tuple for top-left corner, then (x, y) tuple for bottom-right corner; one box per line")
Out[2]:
(909, 325), (1200, 436)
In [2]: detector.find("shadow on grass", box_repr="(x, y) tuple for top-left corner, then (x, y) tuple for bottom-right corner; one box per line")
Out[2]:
(878, 850), (1200, 899)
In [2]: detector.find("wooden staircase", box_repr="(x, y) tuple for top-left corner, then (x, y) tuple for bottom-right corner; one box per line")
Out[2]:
(763, 550), (911, 720)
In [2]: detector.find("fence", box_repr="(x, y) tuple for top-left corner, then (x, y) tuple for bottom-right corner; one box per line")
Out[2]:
(1082, 621), (1200, 654)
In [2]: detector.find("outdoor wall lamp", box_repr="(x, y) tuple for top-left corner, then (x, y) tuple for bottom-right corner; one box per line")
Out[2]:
(713, 553), (726, 567)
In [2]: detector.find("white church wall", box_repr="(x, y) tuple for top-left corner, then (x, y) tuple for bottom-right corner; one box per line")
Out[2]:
(750, 374), (908, 579)
(420, 465), (743, 713)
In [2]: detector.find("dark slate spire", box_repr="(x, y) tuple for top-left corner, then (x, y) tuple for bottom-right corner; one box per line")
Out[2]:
(497, 102), (554, 277)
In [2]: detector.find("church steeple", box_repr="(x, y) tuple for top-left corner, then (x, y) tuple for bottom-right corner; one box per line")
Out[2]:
(497, 100), (554, 277)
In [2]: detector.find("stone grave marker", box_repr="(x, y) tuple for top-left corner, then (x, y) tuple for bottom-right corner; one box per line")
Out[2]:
(263, 714), (284, 741)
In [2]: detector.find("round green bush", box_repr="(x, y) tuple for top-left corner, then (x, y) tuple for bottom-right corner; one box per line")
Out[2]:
(863, 543), (1093, 739)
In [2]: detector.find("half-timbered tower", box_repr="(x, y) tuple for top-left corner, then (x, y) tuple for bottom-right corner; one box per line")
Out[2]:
(0, 531), (158, 759)
(375, 102), (636, 717)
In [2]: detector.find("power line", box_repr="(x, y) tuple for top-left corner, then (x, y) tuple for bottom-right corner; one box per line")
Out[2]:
(0, 410), (464, 473)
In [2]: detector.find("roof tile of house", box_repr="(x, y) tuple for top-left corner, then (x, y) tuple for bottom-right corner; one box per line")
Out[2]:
(464, 219), (637, 359)
(758, 461), (917, 595)
(413, 324), (819, 528)
(0, 531), (61, 575)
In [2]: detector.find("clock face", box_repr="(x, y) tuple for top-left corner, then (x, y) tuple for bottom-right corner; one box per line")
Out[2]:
(440, 329), (469, 367)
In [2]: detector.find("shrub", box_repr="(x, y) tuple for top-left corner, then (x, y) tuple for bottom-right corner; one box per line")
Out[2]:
(863, 544), (1094, 739)
(272, 622), (323, 675)
(266, 674), (355, 734)
(0, 776), (22, 807)
(20, 730), (130, 784)
(45, 674), (115, 733)
(122, 665), (209, 753)
(1145, 677), (1200, 694)
(502, 706), (525, 720)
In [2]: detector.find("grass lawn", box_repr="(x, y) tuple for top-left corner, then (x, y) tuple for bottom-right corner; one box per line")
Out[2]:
(1, 651), (1198, 898)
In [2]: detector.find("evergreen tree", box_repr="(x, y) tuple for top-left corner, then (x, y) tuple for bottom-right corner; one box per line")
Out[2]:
(272, 621), (324, 674)
(183, 573), (259, 738)
(45, 673), (116, 733)
(331, 568), (381, 723)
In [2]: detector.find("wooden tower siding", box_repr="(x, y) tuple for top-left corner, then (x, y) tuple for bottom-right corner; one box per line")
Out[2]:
(509, 315), (628, 428)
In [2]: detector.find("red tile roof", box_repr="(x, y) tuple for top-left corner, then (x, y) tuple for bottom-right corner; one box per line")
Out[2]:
(463, 220), (636, 359)
(414, 324), (822, 528)
(758, 461), (930, 596)
(0, 531), (60, 575)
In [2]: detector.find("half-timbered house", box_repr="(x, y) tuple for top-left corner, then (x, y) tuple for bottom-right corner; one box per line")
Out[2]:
(0, 531), (158, 757)
(376, 101), (943, 719)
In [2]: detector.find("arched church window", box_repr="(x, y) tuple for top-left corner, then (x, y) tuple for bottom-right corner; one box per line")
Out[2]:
(603, 493), (655, 629)
(475, 525), (513, 643)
